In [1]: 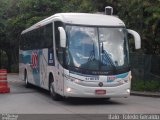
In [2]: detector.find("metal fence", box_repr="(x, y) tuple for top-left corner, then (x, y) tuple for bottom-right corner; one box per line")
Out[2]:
(130, 53), (160, 81)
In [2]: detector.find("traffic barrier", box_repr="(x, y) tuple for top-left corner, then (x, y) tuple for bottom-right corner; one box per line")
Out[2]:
(0, 69), (10, 93)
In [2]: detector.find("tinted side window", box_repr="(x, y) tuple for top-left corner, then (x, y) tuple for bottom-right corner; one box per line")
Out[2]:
(43, 24), (53, 48)
(20, 23), (53, 50)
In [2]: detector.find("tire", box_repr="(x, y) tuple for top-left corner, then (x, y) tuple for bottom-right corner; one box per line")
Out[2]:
(102, 98), (111, 101)
(105, 98), (111, 101)
(49, 80), (62, 101)
(97, 98), (111, 102)
(24, 70), (30, 88)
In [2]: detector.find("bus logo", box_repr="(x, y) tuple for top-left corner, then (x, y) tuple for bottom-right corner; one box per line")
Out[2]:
(31, 51), (38, 69)
(107, 76), (116, 82)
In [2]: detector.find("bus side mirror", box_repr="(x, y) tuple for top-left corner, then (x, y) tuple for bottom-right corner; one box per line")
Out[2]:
(58, 27), (66, 48)
(127, 29), (141, 49)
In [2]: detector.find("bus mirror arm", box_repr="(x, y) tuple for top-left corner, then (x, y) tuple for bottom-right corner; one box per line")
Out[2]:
(127, 29), (141, 49)
(58, 27), (66, 48)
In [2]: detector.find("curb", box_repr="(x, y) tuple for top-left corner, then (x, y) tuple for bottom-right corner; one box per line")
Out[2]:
(131, 91), (160, 98)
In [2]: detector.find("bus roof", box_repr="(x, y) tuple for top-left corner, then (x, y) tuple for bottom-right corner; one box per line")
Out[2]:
(22, 13), (125, 34)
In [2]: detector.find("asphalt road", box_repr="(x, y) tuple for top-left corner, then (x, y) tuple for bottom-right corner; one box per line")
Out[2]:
(0, 74), (160, 115)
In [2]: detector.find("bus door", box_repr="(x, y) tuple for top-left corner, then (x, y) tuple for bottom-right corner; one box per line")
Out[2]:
(55, 61), (64, 95)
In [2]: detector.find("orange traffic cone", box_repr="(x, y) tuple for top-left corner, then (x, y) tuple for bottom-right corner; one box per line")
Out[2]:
(0, 69), (10, 93)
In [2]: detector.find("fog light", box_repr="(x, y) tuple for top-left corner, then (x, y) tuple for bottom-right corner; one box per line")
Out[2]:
(66, 87), (71, 92)
(127, 89), (130, 93)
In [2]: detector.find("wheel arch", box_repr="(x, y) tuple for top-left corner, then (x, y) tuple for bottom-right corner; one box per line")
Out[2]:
(24, 68), (27, 81)
(48, 72), (54, 89)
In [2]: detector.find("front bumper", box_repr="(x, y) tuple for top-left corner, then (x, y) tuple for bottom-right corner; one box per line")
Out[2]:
(63, 80), (131, 98)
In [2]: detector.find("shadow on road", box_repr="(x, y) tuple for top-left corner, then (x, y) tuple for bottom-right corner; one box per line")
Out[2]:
(63, 98), (124, 106)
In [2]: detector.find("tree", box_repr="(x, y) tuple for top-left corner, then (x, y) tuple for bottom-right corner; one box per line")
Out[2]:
(0, 0), (65, 71)
(0, 0), (160, 72)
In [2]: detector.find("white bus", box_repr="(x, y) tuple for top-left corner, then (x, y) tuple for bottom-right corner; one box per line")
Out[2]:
(19, 12), (141, 100)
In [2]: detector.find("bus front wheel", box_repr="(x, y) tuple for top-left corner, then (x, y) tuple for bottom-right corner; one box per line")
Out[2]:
(49, 81), (61, 101)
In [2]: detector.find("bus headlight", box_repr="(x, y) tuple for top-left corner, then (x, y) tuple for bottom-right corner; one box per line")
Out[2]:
(127, 89), (130, 93)
(66, 87), (72, 92)
(129, 74), (132, 80)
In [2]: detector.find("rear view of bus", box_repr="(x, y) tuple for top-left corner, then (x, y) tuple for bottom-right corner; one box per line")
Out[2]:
(19, 7), (141, 100)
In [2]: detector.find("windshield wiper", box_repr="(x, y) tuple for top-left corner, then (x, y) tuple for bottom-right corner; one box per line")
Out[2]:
(88, 44), (96, 61)
(101, 42), (117, 72)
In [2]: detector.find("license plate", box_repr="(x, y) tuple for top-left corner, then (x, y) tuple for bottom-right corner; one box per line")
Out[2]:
(95, 90), (106, 95)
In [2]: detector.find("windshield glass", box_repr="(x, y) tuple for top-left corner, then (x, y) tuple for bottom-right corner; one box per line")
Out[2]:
(99, 27), (129, 70)
(66, 25), (129, 74)
(66, 25), (99, 70)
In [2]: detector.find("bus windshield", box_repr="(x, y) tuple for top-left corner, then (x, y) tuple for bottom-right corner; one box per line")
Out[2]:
(65, 25), (129, 74)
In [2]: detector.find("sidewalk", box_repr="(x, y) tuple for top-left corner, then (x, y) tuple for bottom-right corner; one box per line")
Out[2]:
(131, 91), (160, 98)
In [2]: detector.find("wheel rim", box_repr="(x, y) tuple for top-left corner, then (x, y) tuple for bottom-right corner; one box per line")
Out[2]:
(50, 83), (56, 97)
(25, 72), (28, 85)
(25, 77), (27, 85)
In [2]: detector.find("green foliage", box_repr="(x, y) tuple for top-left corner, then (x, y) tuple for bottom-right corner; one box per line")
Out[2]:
(0, 50), (8, 69)
(11, 64), (19, 73)
(132, 80), (160, 92)
(63, 0), (97, 12)
(103, 0), (160, 54)
(0, 0), (160, 72)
